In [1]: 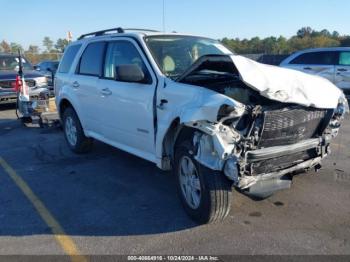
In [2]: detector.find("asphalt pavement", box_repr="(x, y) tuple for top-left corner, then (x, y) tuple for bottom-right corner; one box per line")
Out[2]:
(0, 103), (349, 258)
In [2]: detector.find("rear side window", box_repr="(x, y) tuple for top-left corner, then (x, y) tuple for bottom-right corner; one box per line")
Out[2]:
(339, 52), (350, 66)
(290, 51), (336, 65)
(58, 44), (81, 73)
(78, 42), (105, 76)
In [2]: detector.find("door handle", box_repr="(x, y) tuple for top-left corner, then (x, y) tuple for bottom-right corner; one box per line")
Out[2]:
(101, 87), (112, 96)
(157, 99), (168, 110)
(337, 68), (347, 72)
(303, 67), (312, 70)
(72, 81), (80, 88)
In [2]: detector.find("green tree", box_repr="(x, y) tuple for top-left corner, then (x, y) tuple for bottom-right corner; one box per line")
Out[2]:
(249, 37), (263, 53)
(220, 26), (348, 55)
(43, 36), (53, 52)
(332, 31), (340, 38)
(0, 40), (11, 53)
(321, 29), (331, 37)
(10, 42), (24, 53)
(340, 37), (350, 47)
(262, 37), (278, 54)
(27, 45), (39, 54)
(297, 27), (313, 38)
(55, 38), (69, 52)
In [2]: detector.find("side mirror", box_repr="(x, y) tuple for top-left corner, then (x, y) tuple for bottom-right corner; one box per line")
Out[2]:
(34, 65), (41, 71)
(46, 67), (52, 72)
(115, 64), (145, 83)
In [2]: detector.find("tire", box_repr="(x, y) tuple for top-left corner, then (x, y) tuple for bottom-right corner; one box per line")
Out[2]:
(174, 140), (232, 224)
(62, 107), (93, 153)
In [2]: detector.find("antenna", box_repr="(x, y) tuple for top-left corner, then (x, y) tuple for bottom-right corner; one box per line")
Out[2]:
(162, 0), (165, 32)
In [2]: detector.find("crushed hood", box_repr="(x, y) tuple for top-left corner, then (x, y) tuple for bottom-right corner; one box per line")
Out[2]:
(230, 55), (342, 109)
(178, 55), (342, 109)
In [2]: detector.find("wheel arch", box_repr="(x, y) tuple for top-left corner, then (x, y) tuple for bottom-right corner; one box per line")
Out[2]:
(161, 117), (197, 170)
(58, 98), (75, 119)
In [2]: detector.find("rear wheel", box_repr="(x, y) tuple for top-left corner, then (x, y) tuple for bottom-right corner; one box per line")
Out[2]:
(62, 107), (93, 153)
(175, 140), (232, 224)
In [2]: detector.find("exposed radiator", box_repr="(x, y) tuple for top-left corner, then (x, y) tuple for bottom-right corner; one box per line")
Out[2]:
(258, 106), (327, 148)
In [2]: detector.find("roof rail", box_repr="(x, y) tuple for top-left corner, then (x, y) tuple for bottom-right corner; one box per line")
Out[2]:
(78, 27), (124, 40)
(77, 27), (160, 40)
(122, 28), (160, 33)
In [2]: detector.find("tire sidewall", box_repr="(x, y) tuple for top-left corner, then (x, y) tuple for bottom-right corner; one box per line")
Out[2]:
(62, 107), (84, 152)
(175, 142), (212, 223)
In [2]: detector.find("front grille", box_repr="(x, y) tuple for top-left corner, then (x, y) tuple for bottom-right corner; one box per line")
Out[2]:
(0, 79), (36, 89)
(0, 80), (14, 89)
(251, 149), (318, 175)
(258, 106), (327, 147)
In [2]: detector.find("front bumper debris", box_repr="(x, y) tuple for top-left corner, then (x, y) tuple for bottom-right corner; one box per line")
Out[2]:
(189, 119), (333, 197)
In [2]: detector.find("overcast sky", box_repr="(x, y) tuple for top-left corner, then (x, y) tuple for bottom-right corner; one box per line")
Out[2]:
(1, 0), (349, 49)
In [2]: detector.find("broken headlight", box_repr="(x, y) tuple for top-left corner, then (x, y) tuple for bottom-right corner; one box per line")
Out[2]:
(335, 94), (349, 117)
(327, 94), (349, 137)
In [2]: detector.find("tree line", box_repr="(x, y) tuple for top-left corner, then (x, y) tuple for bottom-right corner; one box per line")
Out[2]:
(0, 37), (70, 64)
(0, 27), (349, 63)
(221, 27), (350, 54)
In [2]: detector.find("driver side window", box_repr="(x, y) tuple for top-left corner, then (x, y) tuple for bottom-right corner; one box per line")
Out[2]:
(104, 41), (149, 80)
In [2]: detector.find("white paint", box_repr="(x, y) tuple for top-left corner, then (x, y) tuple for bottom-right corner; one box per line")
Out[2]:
(231, 55), (343, 109)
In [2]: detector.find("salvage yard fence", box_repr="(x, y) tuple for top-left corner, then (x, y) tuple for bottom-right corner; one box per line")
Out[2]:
(241, 53), (290, 65)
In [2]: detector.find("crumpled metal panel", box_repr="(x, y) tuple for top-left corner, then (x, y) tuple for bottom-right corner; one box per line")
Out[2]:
(231, 55), (343, 109)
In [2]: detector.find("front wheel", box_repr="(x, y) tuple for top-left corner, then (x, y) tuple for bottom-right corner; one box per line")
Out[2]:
(175, 140), (232, 224)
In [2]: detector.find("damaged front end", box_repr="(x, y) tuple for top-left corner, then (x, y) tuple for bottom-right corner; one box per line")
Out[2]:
(186, 101), (347, 198)
(179, 55), (349, 198)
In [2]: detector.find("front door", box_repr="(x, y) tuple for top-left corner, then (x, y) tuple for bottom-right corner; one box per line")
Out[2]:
(96, 39), (157, 158)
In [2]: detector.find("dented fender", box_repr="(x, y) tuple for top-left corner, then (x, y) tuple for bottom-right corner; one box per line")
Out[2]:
(184, 121), (241, 171)
(178, 93), (245, 171)
(178, 91), (244, 172)
(155, 79), (245, 168)
(179, 92), (245, 124)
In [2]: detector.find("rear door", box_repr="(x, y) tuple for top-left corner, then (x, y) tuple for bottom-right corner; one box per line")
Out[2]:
(335, 51), (350, 93)
(286, 51), (337, 83)
(72, 41), (106, 134)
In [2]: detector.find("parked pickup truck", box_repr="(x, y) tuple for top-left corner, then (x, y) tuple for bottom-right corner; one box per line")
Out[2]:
(0, 53), (49, 103)
(55, 28), (348, 224)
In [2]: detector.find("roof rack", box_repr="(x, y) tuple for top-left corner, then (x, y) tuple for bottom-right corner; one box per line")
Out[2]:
(77, 27), (160, 40)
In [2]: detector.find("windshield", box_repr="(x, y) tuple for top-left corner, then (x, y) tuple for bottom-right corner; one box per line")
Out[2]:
(0, 56), (33, 71)
(144, 35), (232, 79)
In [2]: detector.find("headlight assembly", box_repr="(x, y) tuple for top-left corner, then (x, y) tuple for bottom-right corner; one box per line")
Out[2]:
(335, 93), (349, 117)
(34, 76), (48, 87)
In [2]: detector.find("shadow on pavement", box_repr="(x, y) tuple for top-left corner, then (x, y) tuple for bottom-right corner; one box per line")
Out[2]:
(0, 116), (197, 237)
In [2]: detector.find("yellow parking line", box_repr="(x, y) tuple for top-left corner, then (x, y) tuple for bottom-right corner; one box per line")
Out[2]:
(0, 157), (87, 262)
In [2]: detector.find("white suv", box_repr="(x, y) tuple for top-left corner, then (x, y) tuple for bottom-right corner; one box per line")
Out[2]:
(280, 47), (350, 99)
(55, 28), (348, 223)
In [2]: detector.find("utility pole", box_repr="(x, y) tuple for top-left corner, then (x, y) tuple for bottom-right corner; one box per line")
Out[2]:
(162, 0), (165, 32)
